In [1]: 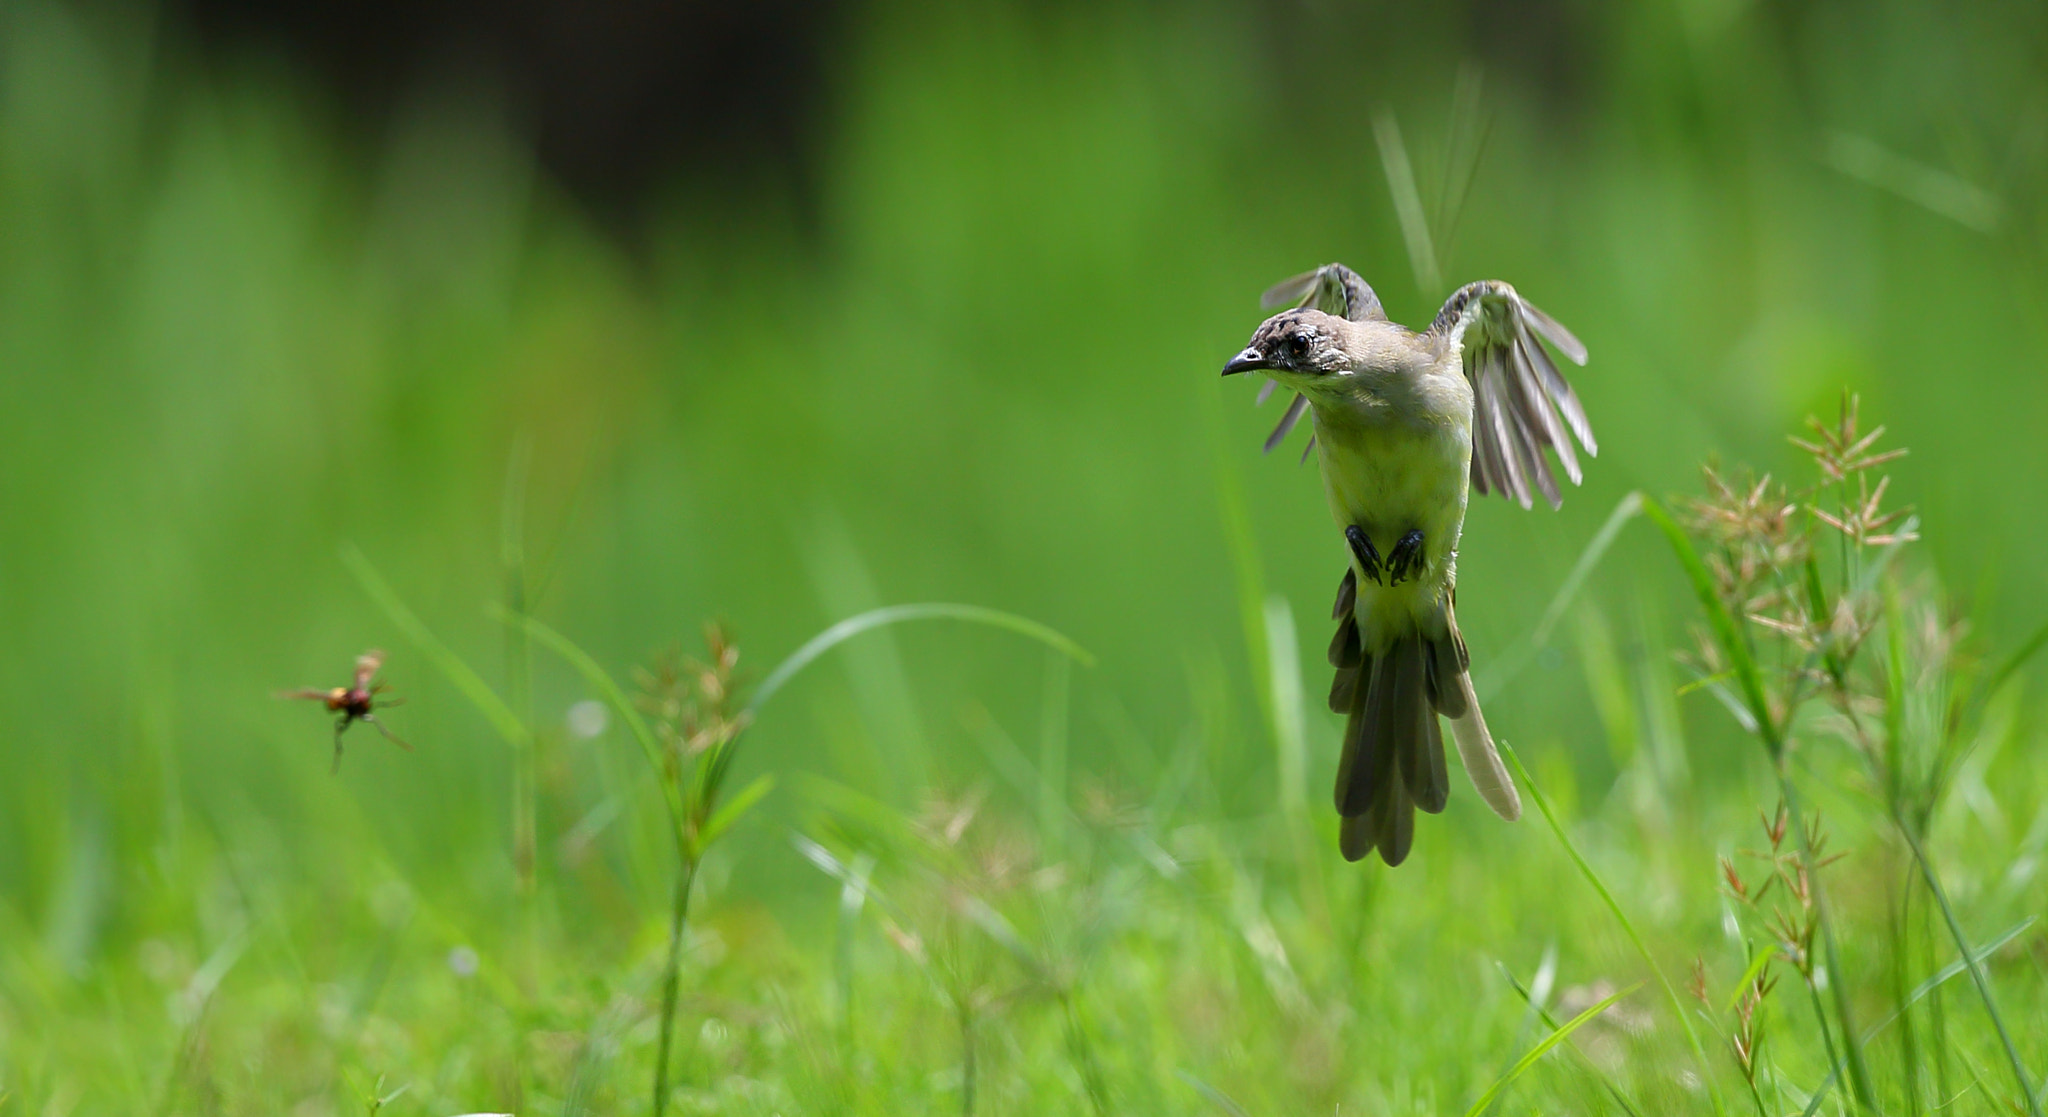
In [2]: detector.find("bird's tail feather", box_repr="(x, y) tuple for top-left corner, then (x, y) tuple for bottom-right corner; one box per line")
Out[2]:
(1330, 627), (1444, 865)
(1327, 575), (1521, 866)
(1423, 605), (1520, 820)
(1445, 669), (1521, 821)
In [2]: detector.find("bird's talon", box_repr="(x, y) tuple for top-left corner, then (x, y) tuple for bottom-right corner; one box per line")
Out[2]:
(1344, 525), (1383, 585)
(1387, 529), (1426, 584)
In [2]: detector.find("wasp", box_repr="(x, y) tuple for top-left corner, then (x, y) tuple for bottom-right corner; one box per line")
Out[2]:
(280, 649), (412, 772)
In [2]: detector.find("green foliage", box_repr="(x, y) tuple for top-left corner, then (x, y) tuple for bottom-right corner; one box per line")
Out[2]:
(1501, 739), (1726, 1117)
(1465, 981), (1645, 1117)
(4, 0), (2048, 1112)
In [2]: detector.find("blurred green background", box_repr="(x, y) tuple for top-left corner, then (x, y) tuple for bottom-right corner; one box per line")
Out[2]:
(3, 0), (2046, 1110)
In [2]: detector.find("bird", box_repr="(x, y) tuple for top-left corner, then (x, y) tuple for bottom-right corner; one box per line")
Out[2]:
(1221, 263), (1595, 866)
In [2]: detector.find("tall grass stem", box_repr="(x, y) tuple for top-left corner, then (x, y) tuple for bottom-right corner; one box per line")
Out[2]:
(652, 857), (698, 1117)
(1498, 742), (1726, 1117)
(1899, 824), (2041, 1117)
(501, 437), (540, 998)
(1774, 774), (1879, 1113)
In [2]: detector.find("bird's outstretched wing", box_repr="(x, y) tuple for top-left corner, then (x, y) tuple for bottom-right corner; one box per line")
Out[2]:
(1255, 264), (1388, 456)
(1261, 263), (1387, 322)
(1431, 281), (1594, 510)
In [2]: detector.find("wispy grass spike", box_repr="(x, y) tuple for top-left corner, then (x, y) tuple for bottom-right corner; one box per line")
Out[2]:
(1372, 107), (1442, 296)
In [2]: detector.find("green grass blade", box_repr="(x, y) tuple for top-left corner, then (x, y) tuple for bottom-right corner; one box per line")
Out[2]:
(1958, 1053), (2002, 1115)
(1531, 491), (1643, 647)
(1639, 496), (1778, 755)
(791, 833), (913, 930)
(1481, 492), (1645, 703)
(1176, 1070), (1254, 1117)
(1886, 916), (2034, 1030)
(1262, 594), (1330, 920)
(790, 832), (858, 887)
(1643, 501), (1881, 1111)
(956, 895), (1047, 982)
(1984, 613), (2048, 699)
(1038, 651), (1072, 865)
(746, 603), (1093, 718)
(1900, 824), (2042, 1117)
(1499, 741), (1725, 1117)
(1698, 676), (1762, 734)
(1883, 581), (1907, 808)
(1435, 63), (1491, 268)
(1203, 391), (1276, 761)
(1796, 918), (2034, 1115)
(1725, 943), (1780, 1015)
(1802, 553), (1837, 683)
(1796, 1063), (1835, 1117)
(1797, 968), (1851, 1117)
(1371, 106), (1441, 296)
(1496, 962), (1646, 1117)
(1463, 981), (1643, 1117)
(1261, 595), (1307, 817)
(696, 774), (774, 850)
(1775, 774), (1879, 1114)
(342, 544), (527, 749)
(490, 607), (685, 837)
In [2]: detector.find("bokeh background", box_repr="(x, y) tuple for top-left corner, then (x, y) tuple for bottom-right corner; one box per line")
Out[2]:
(3, 0), (2046, 1110)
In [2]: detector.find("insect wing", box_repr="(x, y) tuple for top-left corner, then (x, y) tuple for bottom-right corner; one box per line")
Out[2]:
(353, 649), (386, 691)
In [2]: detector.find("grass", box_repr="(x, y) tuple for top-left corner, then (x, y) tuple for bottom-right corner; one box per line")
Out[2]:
(12, 400), (2042, 1114)
(6, 0), (2048, 1111)
(1499, 738), (1726, 1117)
(1647, 397), (2045, 1117)
(361, 538), (1096, 1115)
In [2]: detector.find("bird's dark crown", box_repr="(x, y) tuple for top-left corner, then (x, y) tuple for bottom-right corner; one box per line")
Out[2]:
(1249, 310), (1333, 371)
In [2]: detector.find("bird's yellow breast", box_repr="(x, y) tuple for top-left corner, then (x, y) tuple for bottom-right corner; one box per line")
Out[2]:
(1308, 377), (1473, 639)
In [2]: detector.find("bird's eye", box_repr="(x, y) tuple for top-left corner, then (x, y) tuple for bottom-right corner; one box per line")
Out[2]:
(1288, 333), (1311, 358)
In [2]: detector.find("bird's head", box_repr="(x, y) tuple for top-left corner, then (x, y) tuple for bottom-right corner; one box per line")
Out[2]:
(1221, 309), (1352, 392)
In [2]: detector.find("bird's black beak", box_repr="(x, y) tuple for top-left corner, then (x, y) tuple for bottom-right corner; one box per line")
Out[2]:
(1222, 347), (1270, 377)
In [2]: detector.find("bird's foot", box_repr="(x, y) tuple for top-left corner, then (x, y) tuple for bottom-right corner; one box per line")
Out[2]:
(1344, 525), (1383, 585)
(1386, 530), (1427, 585)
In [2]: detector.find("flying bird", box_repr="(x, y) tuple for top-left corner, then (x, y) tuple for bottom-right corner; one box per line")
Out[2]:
(279, 649), (412, 773)
(1223, 263), (1594, 865)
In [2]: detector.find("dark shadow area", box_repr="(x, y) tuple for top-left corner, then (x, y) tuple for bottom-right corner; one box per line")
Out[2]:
(175, 0), (846, 235)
